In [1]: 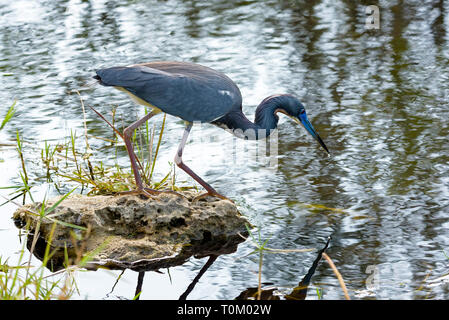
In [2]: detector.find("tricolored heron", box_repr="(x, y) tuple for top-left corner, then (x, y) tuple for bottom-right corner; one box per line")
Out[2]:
(93, 61), (329, 200)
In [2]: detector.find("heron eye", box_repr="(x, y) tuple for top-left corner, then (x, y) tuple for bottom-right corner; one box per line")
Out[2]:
(300, 109), (305, 115)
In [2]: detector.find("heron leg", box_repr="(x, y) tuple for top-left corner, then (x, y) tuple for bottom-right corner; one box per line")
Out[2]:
(175, 123), (230, 202)
(122, 112), (187, 199)
(123, 111), (158, 193)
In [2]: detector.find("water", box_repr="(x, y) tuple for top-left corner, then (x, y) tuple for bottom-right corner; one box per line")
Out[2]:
(1, 0), (449, 300)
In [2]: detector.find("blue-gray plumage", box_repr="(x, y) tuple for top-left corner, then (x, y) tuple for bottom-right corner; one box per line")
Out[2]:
(95, 61), (241, 123)
(94, 61), (329, 200)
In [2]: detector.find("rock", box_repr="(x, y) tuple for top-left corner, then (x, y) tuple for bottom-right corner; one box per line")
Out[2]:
(13, 191), (250, 272)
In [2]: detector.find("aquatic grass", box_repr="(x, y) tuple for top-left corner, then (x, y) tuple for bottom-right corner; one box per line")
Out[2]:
(0, 225), (92, 300)
(0, 97), (195, 299)
(0, 184), (108, 300)
(244, 224), (270, 300)
(143, 107), (155, 178)
(0, 189), (84, 299)
(77, 92), (96, 184)
(148, 113), (166, 184)
(67, 102), (194, 194)
(1, 100), (16, 130)
(1, 133), (67, 206)
(0, 185), (30, 207)
(316, 287), (323, 299)
(133, 291), (142, 300)
(70, 130), (84, 190)
(41, 141), (60, 182)
(15, 131), (33, 204)
(239, 226), (350, 300)
(2, 217), (68, 299)
(239, 224), (313, 300)
(2, 95), (196, 199)
(1, 186), (84, 233)
(0, 253), (51, 300)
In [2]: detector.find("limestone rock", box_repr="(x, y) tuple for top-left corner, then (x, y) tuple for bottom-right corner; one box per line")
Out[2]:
(13, 192), (250, 272)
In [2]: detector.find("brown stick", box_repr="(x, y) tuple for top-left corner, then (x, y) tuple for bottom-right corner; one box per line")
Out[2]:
(87, 105), (124, 139)
(322, 252), (350, 300)
(88, 105), (154, 189)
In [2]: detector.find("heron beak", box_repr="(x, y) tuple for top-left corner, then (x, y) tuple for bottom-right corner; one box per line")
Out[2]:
(297, 112), (329, 154)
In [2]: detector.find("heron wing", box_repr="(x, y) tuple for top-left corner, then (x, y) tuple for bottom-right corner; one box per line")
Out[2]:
(95, 65), (241, 123)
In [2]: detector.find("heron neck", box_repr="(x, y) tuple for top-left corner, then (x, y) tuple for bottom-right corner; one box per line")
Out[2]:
(214, 96), (290, 140)
(253, 96), (284, 135)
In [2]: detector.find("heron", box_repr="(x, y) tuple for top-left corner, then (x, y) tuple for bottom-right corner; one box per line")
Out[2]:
(93, 61), (329, 200)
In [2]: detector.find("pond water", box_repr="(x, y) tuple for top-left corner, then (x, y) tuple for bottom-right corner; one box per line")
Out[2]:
(1, 0), (449, 300)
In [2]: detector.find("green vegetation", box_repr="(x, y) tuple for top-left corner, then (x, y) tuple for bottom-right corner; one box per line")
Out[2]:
(1, 205), (80, 300)
(239, 224), (313, 300)
(0, 97), (194, 300)
(2, 97), (195, 206)
(316, 287), (323, 299)
(0, 100), (16, 131)
(239, 226), (349, 300)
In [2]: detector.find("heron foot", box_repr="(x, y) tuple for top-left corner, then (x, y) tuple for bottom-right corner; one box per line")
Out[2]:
(143, 188), (188, 199)
(117, 188), (156, 200)
(192, 191), (234, 203)
(117, 187), (188, 200)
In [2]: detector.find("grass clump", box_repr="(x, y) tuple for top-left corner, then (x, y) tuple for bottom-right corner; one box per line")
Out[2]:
(50, 106), (194, 195)
(0, 198), (89, 300)
(2, 97), (195, 205)
(0, 96), (189, 300)
(0, 95), (198, 300)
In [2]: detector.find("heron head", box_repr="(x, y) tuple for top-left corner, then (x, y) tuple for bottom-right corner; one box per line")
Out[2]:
(275, 97), (329, 154)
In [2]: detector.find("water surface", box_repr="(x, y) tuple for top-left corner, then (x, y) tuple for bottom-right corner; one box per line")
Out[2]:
(1, 0), (449, 299)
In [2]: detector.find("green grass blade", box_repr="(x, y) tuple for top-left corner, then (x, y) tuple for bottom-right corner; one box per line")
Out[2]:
(44, 187), (77, 216)
(45, 217), (87, 231)
(1, 100), (17, 130)
(149, 114), (166, 182)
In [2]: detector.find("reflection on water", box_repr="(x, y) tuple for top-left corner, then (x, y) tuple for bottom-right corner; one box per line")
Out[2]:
(1, 0), (449, 299)
(236, 237), (330, 300)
